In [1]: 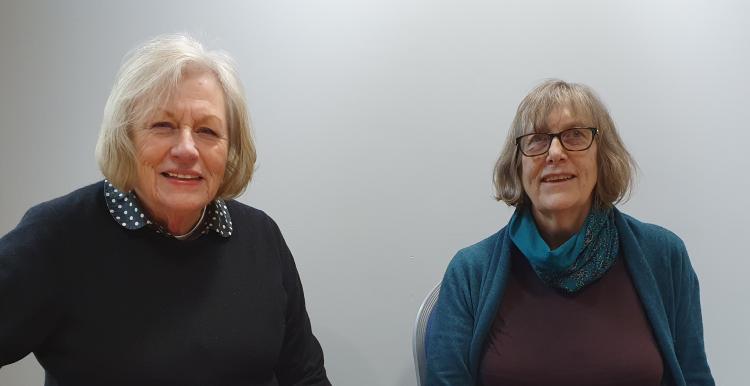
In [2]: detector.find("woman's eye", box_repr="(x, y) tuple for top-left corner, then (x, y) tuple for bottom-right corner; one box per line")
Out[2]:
(151, 121), (174, 129)
(529, 134), (547, 144)
(197, 127), (218, 136)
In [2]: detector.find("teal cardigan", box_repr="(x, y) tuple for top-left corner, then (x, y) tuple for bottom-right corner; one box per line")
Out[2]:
(425, 209), (714, 385)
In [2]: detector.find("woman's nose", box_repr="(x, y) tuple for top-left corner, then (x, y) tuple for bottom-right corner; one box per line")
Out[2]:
(546, 136), (567, 162)
(171, 127), (199, 161)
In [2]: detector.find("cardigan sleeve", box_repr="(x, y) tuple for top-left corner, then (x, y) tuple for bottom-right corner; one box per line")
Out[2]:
(425, 250), (477, 385)
(672, 242), (715, 386)
(268, 218), (330, 386)
(0, 205), (63, 368)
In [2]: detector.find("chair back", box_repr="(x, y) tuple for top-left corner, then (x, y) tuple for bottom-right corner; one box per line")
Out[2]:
(412, 282), (441, 386)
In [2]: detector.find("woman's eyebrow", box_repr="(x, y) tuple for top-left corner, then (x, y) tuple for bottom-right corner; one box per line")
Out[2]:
(151, 109), (224, 125)
(533, 122), (588, 134)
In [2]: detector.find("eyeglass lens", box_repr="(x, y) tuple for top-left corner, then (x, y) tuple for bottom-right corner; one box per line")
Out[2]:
(520, 128), (593, 155)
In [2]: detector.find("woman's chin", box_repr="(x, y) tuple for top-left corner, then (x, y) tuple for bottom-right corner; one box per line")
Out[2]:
(534, 196), (590, 217)
(163, 200), (208, 215)
(147, 193), (211, 219)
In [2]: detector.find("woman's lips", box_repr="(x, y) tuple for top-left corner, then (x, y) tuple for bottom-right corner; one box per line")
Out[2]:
(541, 174), (575, 183)
(161, 172), (203, 185)
(161, 171), (203, 182)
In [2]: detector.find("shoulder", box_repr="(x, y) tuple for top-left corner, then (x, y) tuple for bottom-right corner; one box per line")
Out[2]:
(14, 181), (102, 231)
(20, 181), (103, 227)
(224, 200), (279, 232)
(1, 181), (103, 256)
(223, 201), (291, 249)
(445, 228), (507, 278)
(615, 209), (694, 280)
(616, 210), (688, 256)
(225, 199), (268, 220)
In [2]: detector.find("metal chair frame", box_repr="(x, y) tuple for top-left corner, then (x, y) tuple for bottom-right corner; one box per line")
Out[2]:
(412, 282), (441, 386)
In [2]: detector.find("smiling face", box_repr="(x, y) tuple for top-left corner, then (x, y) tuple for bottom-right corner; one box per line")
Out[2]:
(521, 106), (598, 222)
(130, 67), (229, 229)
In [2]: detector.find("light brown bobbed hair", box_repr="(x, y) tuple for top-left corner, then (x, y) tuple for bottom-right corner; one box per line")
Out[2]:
(95, 33), (256, 199)
(493, 79), (636, 209)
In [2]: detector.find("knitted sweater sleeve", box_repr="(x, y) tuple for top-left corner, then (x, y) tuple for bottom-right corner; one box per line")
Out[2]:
(425, 249), (479, 385)
(267, 217), (330, 386)
(672, 239), (715, 386)
(0, 203), (63, 368)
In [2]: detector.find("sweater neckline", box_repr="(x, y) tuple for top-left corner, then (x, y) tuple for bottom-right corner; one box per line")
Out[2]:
(103, 179), (233, 240)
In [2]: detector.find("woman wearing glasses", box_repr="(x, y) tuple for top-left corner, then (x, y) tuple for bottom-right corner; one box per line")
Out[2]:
(425, 80), (714, 385)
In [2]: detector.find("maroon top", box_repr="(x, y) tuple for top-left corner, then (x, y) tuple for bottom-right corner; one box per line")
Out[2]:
(479, 247), (663, 386)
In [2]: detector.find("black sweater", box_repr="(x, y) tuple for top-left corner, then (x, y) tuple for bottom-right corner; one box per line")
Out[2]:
(0, 182), (330, 386)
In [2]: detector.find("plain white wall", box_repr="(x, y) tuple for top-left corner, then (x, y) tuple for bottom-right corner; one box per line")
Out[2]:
(1, 0), (747, 385)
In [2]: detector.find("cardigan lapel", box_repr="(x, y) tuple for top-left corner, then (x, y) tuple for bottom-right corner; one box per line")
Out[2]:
(615, 209), (683, 386)
(469, 227), (513, 380)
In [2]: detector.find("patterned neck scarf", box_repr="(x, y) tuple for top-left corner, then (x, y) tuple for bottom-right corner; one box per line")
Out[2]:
(508, 205), (619, 293)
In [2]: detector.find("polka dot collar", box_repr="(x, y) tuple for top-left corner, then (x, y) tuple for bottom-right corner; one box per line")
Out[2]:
(103, 180), (233, 239)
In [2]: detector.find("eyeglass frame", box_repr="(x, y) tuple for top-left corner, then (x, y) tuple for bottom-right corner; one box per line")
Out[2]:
(515, 127), (598, 157)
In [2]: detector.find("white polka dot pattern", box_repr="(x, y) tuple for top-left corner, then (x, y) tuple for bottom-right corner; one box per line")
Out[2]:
(103, 180), (233, 239)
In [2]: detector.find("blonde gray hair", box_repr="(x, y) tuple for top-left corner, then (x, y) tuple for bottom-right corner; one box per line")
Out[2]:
(494, 79), (636, 208)
(95, 33), (256, 199)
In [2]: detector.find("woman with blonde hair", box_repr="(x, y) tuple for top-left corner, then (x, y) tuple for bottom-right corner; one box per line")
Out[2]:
(426, 80), (713, 386)
(0, 33), (330, 386)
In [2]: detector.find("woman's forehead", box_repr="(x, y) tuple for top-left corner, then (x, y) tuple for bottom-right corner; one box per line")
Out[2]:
(527, 102), (594, 133)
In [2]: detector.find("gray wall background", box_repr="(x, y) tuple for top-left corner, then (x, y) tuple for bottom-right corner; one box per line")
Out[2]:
(1, 0), (747, 385)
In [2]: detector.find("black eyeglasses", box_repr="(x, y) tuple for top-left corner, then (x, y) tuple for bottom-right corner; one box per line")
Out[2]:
(515, 127), (598, 157)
